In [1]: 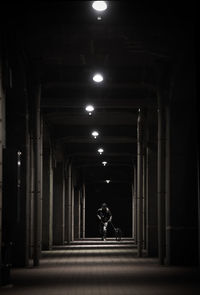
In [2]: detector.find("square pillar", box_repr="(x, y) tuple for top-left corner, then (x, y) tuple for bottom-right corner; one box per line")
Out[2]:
(65, 162), (72, 243)
(146, 146), (158, 256)
(74, 187), (81, 240)
(42, 147), (53, 250)
(53, 162), (65, 245)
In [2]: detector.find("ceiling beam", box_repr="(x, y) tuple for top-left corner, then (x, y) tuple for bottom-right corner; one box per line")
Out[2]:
(57, 136), (137, 144)
(65, 152), (136, 157)
(42, 81), (155, 90)
(44, 112), (138, 126)
(41, 98), (156, 109)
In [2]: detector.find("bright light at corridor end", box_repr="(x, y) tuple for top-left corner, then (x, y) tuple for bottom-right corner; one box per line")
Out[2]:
(98, 148), (104, 155)
(93, 73), (103, 83)
(92, 1), (107, 12)
(85, 105), (94, 115)
(106, 179), (110, 184)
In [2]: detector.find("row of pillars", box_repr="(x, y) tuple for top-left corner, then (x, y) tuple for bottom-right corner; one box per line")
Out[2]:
(0, 45), (199, 284)
(132, 60), (198, 265)
(32, 104), (86, 266)
(0, 53), (86, 273)
(42, 153), (86, 253)
(132, 108), (158, 258)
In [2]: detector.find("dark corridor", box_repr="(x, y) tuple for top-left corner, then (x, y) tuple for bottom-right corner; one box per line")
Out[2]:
(0, 0), (199, 293)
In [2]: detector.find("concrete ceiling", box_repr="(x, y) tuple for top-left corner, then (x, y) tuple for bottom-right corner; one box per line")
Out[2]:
(3, 0), (194, 183)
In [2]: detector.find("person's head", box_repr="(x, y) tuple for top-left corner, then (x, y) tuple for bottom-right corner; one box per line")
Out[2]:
(101, 202), (107, 209)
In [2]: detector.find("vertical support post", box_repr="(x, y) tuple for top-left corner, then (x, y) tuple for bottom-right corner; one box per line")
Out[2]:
(137, 110), (143, 257)
(71, 179), (74, 242)
(74, 188), (81, 240)
(82, 183), (86, 239)
(33, 83), (42, 267)
(165, 52), (198, 265)
(42, 146), (53, 249)
(143, 153), (146, 249)
(198, 147), (200, 267)
(29, 135), (34, 259)
(66, 162), (72, 243)
(78, 190), (81, 239)
(25, 103), (30, 266)
(157, 87), (166, 265)
(0, 52), (4, 284)
(131, 183), (134, 239)
(133, 165), (137, 242)
(146, 144), (158, 257)
(53, 162), (65, 245)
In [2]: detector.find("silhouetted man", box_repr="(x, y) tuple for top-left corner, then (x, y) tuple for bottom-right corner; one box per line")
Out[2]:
(97, 203), (112, 241)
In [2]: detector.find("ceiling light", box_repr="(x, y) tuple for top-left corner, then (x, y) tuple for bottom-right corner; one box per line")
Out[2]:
(92, 1), (107, 12)
(85, 104), (94, 115)
(92, 131), (99, 139)
(93, 73), (103, 83)
(98, 148), (104, 155)
(102, 161), (107, 166)
(105, 179), (110, 184)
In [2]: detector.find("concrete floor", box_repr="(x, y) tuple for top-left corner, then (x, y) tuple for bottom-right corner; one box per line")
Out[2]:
(1, 239), (200, 295)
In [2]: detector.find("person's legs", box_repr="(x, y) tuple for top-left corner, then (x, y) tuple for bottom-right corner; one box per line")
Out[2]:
(103, 222), (108, 240)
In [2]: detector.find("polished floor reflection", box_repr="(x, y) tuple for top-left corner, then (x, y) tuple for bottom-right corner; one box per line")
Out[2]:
(1, 239), (200, 295)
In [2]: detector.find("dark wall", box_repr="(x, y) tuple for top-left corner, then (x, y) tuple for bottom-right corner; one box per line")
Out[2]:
(85, 182), (132, 238)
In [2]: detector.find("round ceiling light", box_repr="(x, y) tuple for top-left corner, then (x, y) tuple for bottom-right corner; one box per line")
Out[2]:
(85, 105), (94, 115)
(93, 73), (103, 83)
(92, 131), (99, 139)
(98, 148), (104, 155)
(92, 1), (107, 12)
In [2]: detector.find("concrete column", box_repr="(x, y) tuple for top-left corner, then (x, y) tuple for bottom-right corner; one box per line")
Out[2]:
(165, 53), (198, 265)
(133, 165), (137, 243)
(66, 162), (72, 243)
(0, 52), (4, 283)
(25, 116), (31, 266)
(1, 59), (31, 267)
(131, 184), (134, 239)
(29, 135), (34, 259)
(42, 147), (53, 249)
(146, 146), (158, 256)
(137, 110), (144, 257)
(157, 87), (166, 265)
(33, 83), (42, 266)
(71, 180), (74, 242)
(198, 149), (200, 266)
(53, 162), (65, 245)
(82, 183), (86, 239)
(74, 187), (81, 240)
(143, 154), (146, 249)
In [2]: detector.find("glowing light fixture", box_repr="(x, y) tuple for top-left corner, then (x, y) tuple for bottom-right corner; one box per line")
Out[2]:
(85, 104), (94, 115)
(98, 148), (104, 155)
(92, 1), (107, 12)
(102, 161), (107, 166)
(105, 179), (110, 184)
(93, 73), (103, 83)
(17, 150), (22, 166)
(92, 130), (99, 139)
